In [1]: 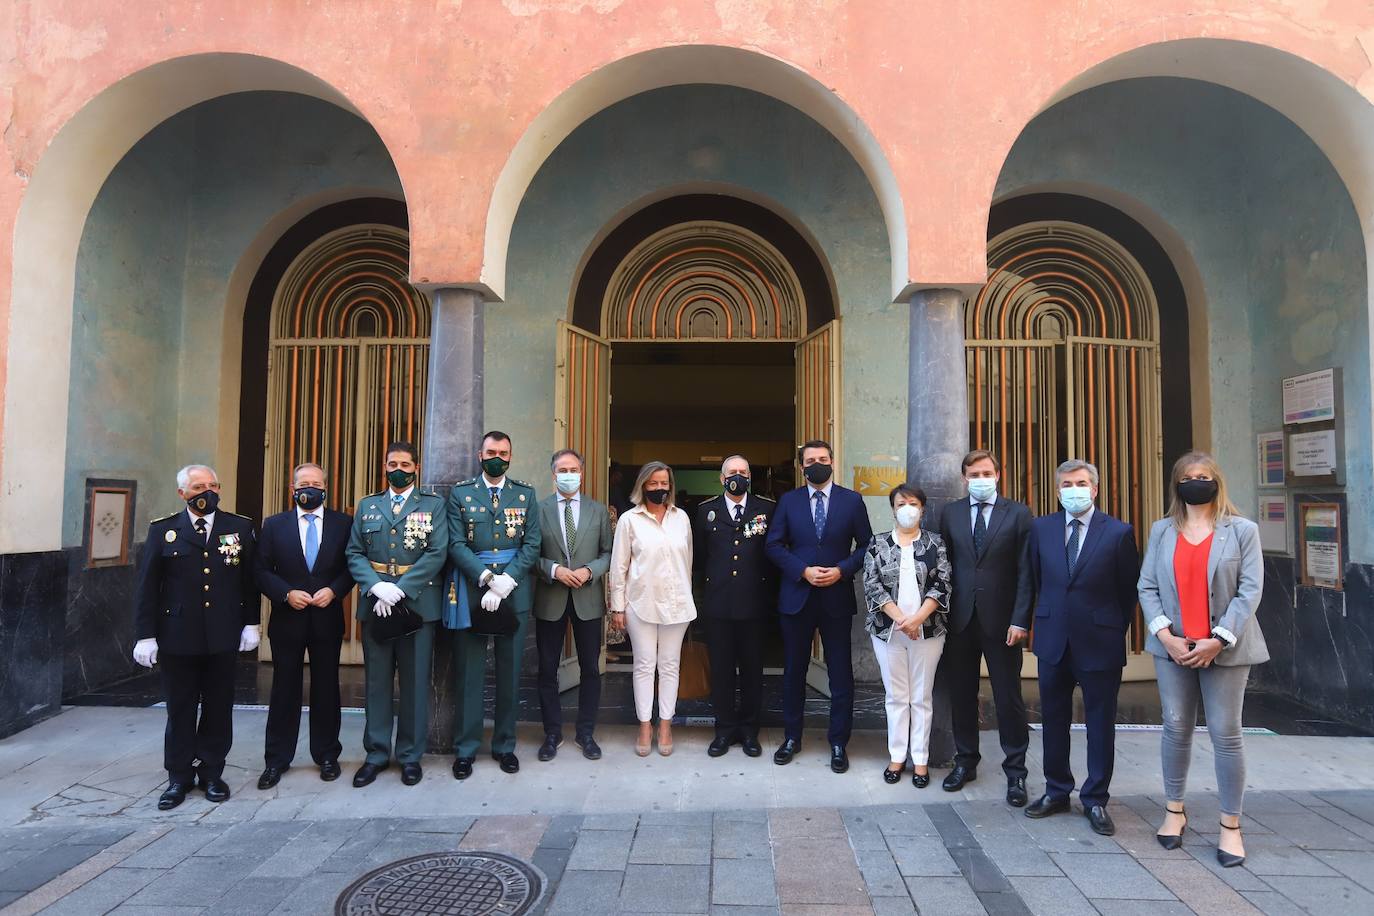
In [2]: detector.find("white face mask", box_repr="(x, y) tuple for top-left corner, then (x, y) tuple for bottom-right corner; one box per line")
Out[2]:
(967, 477), (997, 502)
(1058, 485), (1093, 515)
(554, 472), (581, 495)
(894, 504), (922, 530)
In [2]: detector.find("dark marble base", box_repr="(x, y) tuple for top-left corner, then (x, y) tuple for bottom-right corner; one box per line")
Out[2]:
(62, 545), (141, 699)
(0, 550), (67, 738)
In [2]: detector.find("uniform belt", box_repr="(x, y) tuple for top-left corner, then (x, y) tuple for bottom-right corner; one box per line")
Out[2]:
(370, 560), (414, 576)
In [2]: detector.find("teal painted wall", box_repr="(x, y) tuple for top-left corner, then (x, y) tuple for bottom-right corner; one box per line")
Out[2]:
(66, 91), (403, 545)
(997, 78), (1370, 561)
(501, 84), (899, 514)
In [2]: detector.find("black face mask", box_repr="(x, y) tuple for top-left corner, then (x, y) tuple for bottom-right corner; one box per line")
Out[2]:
(481, 456), (511, 479)
(803, 463), (833, 486)
(644, 488), (671, 505)
(1177, 478), (1219, 506)
(186, 489), (220, 515)
(386, 469), (416, 489)
(294, 487), (326, 511)
(724, 473), (750, 495)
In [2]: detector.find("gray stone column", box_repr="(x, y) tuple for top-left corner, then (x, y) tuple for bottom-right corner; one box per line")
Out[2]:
(906, 287), (970, 766)
(421, 287), (484, 754)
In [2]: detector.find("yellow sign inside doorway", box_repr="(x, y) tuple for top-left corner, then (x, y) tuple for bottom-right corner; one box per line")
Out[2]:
(851, 466), (905, 497)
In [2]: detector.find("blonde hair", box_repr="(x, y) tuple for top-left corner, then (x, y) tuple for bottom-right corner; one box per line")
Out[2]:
(1166, 450), (1240, 528)
(630, 461), (676, 508)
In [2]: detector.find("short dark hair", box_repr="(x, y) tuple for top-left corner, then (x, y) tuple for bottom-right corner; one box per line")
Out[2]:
(550, 448), (583, 469)
(961, 449), (1000, 473)
(385, 441), (419, 463)
(798, 439), (833, 463)
(888, 484), (926, 507)
(481, 430), (512, 449)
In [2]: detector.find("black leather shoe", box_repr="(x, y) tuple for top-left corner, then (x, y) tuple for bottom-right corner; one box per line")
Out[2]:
(538, 735), (563, 762)
(741, 734), (762, 757)
(353, 762), (388, 788)
(1085, 805), (1115, 836)
(158, 781), (191, 811)
(1025, 794), (1071, 818)
(883, 765), (903, 785)
(1156, 804), (1186, 850)
(401, 763), (423, 786)
(913, 771), (930, 789)
(493, 752), (520, 774)
(708, 736), (731, 757)
(202, 777), (230, 803)
(257, 766), (285, 790)
(1007, 777), (1028, 807)
(773, 738), (800, 765)
(942, 765), (977, 792)
(575, 736), (602, 760)
(830, 745), (849, 774)
(1217, 822), (1246, 868)
(320, 760), (341, 782)
(452, 757), (474, 780)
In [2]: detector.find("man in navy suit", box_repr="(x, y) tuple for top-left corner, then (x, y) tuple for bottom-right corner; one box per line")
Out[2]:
(765, 439), (874, 773)
(1024, 459), (1140, 835)
(253, 462), (355, 788)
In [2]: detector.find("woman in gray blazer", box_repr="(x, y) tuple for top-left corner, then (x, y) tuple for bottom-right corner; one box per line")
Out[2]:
(1138, 451), (1266, 869)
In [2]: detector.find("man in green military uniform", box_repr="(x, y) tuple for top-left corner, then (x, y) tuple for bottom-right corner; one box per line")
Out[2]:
(345, 440), (449, 788)
(447, 430), (541, 778)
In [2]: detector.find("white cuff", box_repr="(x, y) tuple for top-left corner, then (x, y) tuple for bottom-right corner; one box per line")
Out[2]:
(1212, 626), (1238, 647)
(1147, 615), (1172, 636)
(479, 570), (493, 586)
(550, 563), (561, 578)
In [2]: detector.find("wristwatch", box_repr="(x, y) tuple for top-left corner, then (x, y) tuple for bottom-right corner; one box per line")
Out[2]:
(1210, 627), (1236, 649)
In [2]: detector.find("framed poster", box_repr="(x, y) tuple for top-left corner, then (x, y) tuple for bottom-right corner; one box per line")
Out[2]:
(83, 478), (137, 568)
(1257, 495), (1289, 554)
(1282, 368), (1337, 425)
(1296, 500), (1342, 590)
(1256, 431), (1285, 487)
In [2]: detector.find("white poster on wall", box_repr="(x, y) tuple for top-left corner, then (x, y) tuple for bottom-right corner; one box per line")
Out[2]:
(1288, 430), (1337, 477)
(1257, 496), (1288, 554)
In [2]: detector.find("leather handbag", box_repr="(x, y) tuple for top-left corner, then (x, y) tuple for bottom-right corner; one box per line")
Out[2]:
(371, 599), (424, 641)
(676, 631), (711, 700)
(469, 595), (520, 636)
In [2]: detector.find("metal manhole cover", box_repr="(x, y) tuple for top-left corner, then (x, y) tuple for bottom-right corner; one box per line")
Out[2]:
(336, 851), (543, 916)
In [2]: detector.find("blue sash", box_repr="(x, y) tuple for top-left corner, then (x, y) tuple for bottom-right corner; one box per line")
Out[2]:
(444, 548), (518, 630)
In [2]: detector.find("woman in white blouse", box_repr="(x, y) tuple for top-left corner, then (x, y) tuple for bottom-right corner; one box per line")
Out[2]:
(608, 461), (697, 756)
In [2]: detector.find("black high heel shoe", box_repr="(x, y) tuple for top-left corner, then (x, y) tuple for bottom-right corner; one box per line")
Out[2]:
(912, 770), (930, 789)
(1155, 803), (1186, 850)
(883, 765), (903, 785)
(1217, 822), (1246, 868)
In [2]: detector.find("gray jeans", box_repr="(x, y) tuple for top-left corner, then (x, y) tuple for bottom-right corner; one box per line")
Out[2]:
(1154, 655), (1251, 817)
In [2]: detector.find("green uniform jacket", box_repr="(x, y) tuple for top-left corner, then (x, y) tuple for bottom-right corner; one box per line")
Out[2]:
(447, 477), (542, 617)
(346, 488), (450, 622)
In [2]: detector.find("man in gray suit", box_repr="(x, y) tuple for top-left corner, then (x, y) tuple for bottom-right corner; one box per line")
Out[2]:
(534, 448), (614, 761)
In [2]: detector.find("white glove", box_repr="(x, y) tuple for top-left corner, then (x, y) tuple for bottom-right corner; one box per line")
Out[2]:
(480, 590), (503, 612)
(373, 599), (393, 618)
(369, 582), (406, 606)
(238, 625), (261, 652)
(489, 573), (518, 599)
(133, 638), (159, 668)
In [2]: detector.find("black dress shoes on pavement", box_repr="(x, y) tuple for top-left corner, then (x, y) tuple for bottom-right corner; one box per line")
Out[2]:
(708, 735), (732, 757)
(830, 745), (849, 774)
(1007, 777), (1028, 807)
(202, 777), (231, 803)
(257, 766), (286, 790)
(575, 736), (602, 760)
(942, 765), (977, 792)
(912, 771), (930, 789)
(493, 752), (520, 774)
(773, 739), (800, 765)
(1024, 794), (1071, 818)
(353, 762), (388, 788)
(538, 735), (563, 761)
(740, 734), (762, 758)
(453, 757), (475, 780)
(158, 782), (192, 811)
(320, 760), (341, 782)
(401, 763), (423, 786)
(1085, 805), (1116, 836)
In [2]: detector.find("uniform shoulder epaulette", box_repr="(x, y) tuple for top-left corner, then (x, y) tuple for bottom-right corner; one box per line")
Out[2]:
(510, 478), (532, 489)
(756, 495), (778, 505)
(457, 478), (477, 487)
(363, 489), (387, 500)
(151, 511), (179, 524)
(221, 510), (252, 521)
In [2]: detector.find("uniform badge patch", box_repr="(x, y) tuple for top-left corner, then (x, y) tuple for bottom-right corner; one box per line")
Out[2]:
(164, 530), (177, 543)
(707, 510), (715, 522)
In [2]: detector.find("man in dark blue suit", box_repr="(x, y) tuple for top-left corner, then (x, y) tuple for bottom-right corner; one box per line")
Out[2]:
(1025, 459), (1140, 835)
(253, 462), (355, 788)
(765, 439), (874, 773)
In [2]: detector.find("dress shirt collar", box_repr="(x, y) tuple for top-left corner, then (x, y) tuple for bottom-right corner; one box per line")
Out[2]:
(482, 474), (507, 491)
(971, 492), (998, 508)
(807, 479), (834, 500)
(388, 485), (414, 501)
(296, 505), (323, 521)
(723, 491), (748, 510)
(561, 491), (580, 506)
(1065, 505), (1095, 528)
(186, 509), (215, 534)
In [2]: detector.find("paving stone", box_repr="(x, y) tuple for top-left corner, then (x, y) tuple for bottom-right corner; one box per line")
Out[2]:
(1247, 812), (1373, 851)
(1050, 852), (1175, 900)
(63, 825), (136, 847)
(977, 891), (1033, 916)
(313, 819), (396, 872)
(714, 818), (772, 859)
(531, 845), (570, 885)
(580, 813), (639, 831)
(1226, 834), (1341, 877)
(1255, 875), (1374, 911)
(1181, 843), (1274, 892)
(1236, 889), (1309, 915)
(773, 838), (868, 906)
(1007, 876), (1098, 916)
(618, 864), (711, 913)
(777, 907), (875, 915)
(459, 814), (550, 859)
(109, 906), (209, 915)
(22, 865), (161, 916)
(976, 836), (1062, 877)
(1140, 857), (1263, 914)
(263, 869), (356, 914)
(1311, 848), (1374, 891)
(869, 898), (915, 916)
(1018, 813), (1122, 854)
(249, 820), (366, 878)
(125, 855), (257, 907)
(716, 809), (770, 824)
(1088, 903), (1194, 915)
(1315, 791), (1374, 827)
(566, 828), (633, 870)
(546, 868), (623, 914)
(117, 827), (226, 869)
(201, 877), (297, 915)
(0, 826), (80, 851)
(713, 856), (779, 906)
(0, 890), (22, 908)
(874, 806), (939, 839)
(854, 846), (906, 897)
(770, 808), (845, 838)
(711, 907), (781, 916)
(539, 814), (584, 850)
(902, 875), (986, 915)
(0, 843), (105, 892)
(630, 824), (713, 865)
(948, 846), (1014, 894)
(641, 810), (714, 827)
(393, 815), (476, 834)
(191, 821), (312, 863)
(886, 835), (961, 878)
(363, 830), (460, 866)
(839, 811), (888, 851)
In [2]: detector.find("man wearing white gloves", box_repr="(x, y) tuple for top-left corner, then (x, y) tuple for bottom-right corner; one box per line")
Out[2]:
(345, 441), (449, 788)
(133, 464), (259, 810)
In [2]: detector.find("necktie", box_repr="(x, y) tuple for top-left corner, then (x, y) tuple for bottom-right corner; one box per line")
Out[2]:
(813, 490), (827, 540)
(733, 503), (744, 524)
(194, 517), (207, 542)
(490, 486), (501, 511)
(304, 514), (319, 572)
(973, 502), (988, 554)
(1067, 518), (1083, 575)
(563, 498), (577, 556)
(391, 493), (405, 515)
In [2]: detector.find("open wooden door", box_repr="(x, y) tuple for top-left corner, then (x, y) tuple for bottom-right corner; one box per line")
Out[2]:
(553, 320), (612, 690)
(795, 319), (842, 695)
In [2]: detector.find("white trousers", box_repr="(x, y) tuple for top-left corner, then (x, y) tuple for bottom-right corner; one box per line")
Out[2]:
(626, 611), (691, 722)
(871, 628), (946, 765)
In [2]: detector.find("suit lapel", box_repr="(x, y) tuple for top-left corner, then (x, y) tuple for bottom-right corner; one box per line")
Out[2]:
(1207, 520), (1231, 584)
(1068, 511), (1106, 583)
(287, 512), (309, 568)
(978, 500), (1009, 560)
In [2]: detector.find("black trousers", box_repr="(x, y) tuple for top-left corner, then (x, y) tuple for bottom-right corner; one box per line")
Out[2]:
(1038, 643), (1122, 807)
(705, 616), (765, 739)
(535, 597), (602, 741)
(160, 650), (237, 783)
(780, 597), (853, 747)
(264, 608), (344, 768)
(939, 610), (1029, 779)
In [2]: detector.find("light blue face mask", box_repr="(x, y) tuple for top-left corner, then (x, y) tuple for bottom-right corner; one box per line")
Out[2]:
(967, 477), (997, 502)
(1058, 485), (1094, 515)
(555, 472), (581, 495)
